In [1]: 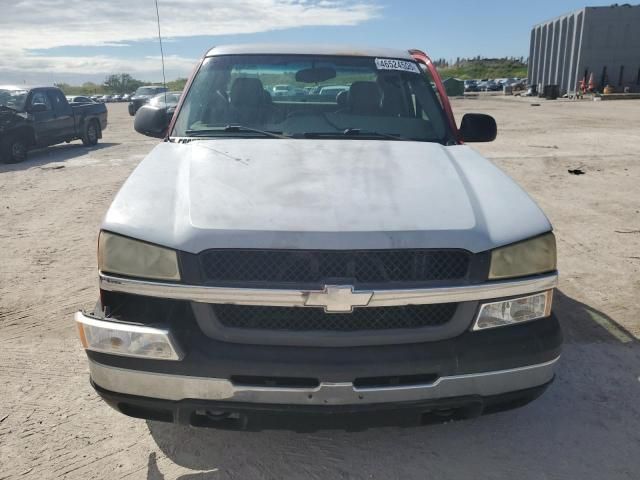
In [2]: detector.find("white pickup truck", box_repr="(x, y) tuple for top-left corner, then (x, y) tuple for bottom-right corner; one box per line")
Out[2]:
(76, 45), (561, 428)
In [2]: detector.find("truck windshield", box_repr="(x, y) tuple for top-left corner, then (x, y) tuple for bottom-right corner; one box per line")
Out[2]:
(0, 88), (28, 111)
(172, 54), (452, 143)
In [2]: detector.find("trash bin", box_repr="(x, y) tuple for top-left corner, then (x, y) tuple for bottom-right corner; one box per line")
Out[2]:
(543, 85), (560, 100)
(503, 85), (513, 95)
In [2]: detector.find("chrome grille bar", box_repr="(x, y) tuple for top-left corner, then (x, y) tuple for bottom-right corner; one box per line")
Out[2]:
(99, 272), (558, 310)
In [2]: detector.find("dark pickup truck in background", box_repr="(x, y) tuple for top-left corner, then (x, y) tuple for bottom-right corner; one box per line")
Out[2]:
(0, 86), (108, 164)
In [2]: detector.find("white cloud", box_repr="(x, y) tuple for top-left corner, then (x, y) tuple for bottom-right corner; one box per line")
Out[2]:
(0, 52), (198, 84)
(0, 0), (379, 82)
(3, 54), (197, 76)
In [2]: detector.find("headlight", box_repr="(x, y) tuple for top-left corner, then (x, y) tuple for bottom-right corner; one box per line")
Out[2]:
(98, 231), (180, 281)
(489, 233), (556, 280)
(473, 290), (553, 330)
(76, 313), (182, 360)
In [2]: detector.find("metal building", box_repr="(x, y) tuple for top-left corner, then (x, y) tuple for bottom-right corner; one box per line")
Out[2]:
(528, 4), (640, 95)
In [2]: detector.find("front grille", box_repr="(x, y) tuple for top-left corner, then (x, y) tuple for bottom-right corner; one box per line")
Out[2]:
(200, 249), (470, 285)
(212, 303), (458, 332)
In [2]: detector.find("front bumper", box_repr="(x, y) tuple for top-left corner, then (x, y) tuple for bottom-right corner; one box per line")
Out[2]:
(82, 312), (562, 421)
(88, 355), (559, 405)
(93, 380), (553, 427)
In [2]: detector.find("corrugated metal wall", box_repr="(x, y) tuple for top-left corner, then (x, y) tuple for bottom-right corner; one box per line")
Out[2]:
(528, 10), (585, 95)
(529, 6), (640, 95)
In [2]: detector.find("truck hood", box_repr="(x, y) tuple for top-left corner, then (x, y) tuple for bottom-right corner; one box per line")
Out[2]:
(103, 139), (551, 253)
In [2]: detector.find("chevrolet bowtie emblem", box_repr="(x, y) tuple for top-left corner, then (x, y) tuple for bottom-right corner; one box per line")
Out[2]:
(304, 285), (373, 313)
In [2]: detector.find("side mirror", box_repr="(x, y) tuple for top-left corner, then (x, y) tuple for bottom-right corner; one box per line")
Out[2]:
(459, 113), (497, 143)
(134, 105), (169, 138)
(30, 103), (48, 113)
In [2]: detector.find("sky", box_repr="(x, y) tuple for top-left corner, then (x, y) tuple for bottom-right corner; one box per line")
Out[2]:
(0, 0), (612, 85)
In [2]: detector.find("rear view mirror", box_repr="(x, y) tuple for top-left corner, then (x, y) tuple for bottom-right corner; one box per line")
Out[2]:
(459, 113), (497, 143)
(134, 105), (169, 138)
(295, 67), (336, 83)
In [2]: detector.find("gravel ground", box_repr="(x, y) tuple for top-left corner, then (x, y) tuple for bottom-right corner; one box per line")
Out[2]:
(1, 98), (639, 480)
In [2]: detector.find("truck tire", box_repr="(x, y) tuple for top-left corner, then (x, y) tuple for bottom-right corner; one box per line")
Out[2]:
(0, 135), (28, 164)
(82, 120), (100, 147)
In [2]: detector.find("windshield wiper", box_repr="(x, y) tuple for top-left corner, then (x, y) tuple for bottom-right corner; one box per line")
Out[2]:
(185, 125), (286, 139)
(300, 129), (411, 141)
(0, 105), (19, 113)
(343, 128), (411, 141)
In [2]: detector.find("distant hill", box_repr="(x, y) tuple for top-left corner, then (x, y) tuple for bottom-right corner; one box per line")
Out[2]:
(436, 57), (528, 80)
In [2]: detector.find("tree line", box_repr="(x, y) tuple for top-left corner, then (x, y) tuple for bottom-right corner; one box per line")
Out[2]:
(436, 57), (529, 80)
(432, 56), (528, 69)
(54, 73), (187, 95)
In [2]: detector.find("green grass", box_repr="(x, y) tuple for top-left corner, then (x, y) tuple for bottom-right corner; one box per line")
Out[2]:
(438, 59), (528, 80)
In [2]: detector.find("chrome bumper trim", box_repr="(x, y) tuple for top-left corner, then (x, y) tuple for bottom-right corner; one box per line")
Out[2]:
(99, 272), (558, 309)
(89, 356), (560, 405)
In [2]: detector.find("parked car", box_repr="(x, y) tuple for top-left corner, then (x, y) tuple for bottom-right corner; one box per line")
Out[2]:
(90, 95), (102, 103)
(147, 91), (181, 112)
(0, 86), (108, 163)
(318, 85), (350, 97)
(121, 94), (131, 102)
(272, 84), (291, 96)
(76, 45), (560, 428)
(134, 91), (183, 129)
(66, 95), (96, 104)
(111, 94), (123, 102)
(464, 80), (479, 92)
(128, 86), (169, 116)
(482, 80), (501, 92)
(512, 79), (528, 91)
(100, 94), (112, 103)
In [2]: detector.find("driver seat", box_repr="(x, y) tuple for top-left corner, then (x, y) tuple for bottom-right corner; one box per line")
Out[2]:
(229, 78), (270, 124)
(347, 81), (382, 115)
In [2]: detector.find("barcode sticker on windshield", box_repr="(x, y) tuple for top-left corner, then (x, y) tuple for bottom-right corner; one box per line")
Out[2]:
(375, 58), (420, 73)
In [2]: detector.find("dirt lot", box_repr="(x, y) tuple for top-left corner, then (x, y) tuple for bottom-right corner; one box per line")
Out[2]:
(1, 97), (639, 479)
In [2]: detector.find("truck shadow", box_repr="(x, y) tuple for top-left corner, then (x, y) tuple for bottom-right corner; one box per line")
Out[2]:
(553, 290), (638, 345)
(145, 290), (639, 479)
(0, 141), (119, 173)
